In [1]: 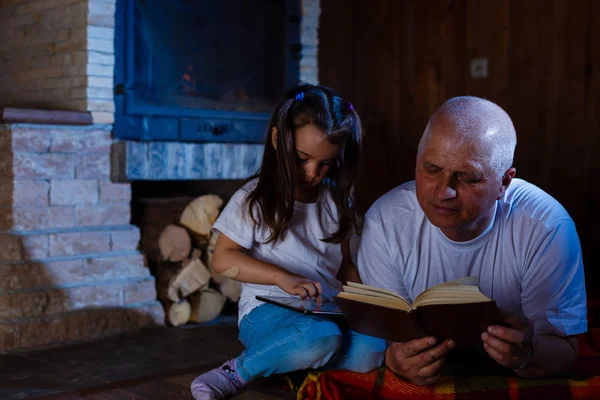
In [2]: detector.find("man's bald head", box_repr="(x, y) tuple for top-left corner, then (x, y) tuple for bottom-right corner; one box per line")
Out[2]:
(418, 96), (517, 177)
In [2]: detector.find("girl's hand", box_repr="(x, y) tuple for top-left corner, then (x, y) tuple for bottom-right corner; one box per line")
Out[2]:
(276, 271), (323, 299)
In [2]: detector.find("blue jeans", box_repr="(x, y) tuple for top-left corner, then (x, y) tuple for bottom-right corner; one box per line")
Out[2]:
(235, 303), (386, 382)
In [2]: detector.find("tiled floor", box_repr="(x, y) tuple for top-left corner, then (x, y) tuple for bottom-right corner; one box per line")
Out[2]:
(0, 317), (295, 400)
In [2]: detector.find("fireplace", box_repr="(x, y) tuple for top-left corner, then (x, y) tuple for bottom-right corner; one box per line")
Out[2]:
(0, 0), (320, 352)
(114, 0), (302, 143)
(112, 0), (319, 327)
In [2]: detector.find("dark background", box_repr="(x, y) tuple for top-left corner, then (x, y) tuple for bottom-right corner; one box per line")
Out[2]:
(318, 0), (599, 291)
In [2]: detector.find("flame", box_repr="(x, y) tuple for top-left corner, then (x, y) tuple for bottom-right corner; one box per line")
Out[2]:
(181, 64), (196, 93)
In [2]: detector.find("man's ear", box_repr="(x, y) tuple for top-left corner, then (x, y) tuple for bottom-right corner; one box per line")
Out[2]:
(271, 127), (278, 150)
(497, 167), (516, 199)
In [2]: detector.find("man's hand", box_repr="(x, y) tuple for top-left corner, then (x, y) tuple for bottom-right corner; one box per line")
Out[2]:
(482, 312), (534, 369)
(385, 337), (455, 386)
(276, 271), (322, 299)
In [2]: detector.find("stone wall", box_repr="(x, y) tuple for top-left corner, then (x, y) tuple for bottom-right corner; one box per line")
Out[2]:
(0, 0), (115, 124)
(300, 0), (320, 85)
(0, 123), (163, 352)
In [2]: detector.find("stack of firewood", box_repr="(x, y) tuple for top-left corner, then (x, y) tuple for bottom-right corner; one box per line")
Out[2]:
(138, 194), (242, 326)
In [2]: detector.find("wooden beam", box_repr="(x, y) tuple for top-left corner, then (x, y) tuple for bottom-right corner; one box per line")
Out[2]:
(0, 108), (93, 125)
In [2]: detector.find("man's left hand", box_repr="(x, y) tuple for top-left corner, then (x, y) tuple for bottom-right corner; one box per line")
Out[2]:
(482, 312), (534, 369)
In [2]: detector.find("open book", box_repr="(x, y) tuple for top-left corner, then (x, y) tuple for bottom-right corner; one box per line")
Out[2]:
(334, 277), (499, 345)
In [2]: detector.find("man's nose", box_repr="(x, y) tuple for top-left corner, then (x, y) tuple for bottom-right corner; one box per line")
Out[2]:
(436, 175), (457, 200)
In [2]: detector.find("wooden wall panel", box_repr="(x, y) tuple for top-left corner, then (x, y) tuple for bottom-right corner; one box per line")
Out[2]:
(317, 0), (355, 100)
(352, 0), (417, 212)
(531, 0), (561, 189)
(464, 0), (509, 103)
(440, 0), (467, 101)
(505, 0), (543, 186)
(582, 0), (599, 286)
(551, 2), (588, 220)
(319, 0), (599, 288)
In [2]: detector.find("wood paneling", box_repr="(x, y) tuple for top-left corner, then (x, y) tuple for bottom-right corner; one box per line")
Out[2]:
(320, 0), (600, 288)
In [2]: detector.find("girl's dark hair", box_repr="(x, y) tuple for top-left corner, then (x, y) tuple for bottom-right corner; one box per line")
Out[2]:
(245, 83), (362, 244)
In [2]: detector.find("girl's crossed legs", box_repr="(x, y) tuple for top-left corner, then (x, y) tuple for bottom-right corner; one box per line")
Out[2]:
(237, 303), (386, 379)
(191, 303), (386, 399)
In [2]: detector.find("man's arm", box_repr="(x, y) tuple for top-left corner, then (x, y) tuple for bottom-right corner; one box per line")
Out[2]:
(514, 335), (578, 378)
(483, 314), (579, 378)
(357, 215), (410, 298)
(484, 218), (586, 377)
(336, 239), (362, 284)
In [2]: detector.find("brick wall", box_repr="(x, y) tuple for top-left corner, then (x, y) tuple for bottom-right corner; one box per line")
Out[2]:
(0, 0), (115, 124)
(0, 123), (164, 352)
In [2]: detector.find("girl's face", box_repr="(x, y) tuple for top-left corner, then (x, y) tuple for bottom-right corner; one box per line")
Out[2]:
(293, 124), (340, 193)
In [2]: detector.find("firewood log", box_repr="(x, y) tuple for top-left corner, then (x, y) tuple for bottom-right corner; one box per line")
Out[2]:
(158, 224), (192, 262)
(137, 197), (195, 263)
(180, 194), (223, 240)
(219, 278), (242, 302)
(156, 250), (211, 303)
(188, 288), (227, 323)
(164, 299), (192, 327)
(140, 224), (164, 263)
(206, 231), (223, 283)
(141, 223), (192, 263)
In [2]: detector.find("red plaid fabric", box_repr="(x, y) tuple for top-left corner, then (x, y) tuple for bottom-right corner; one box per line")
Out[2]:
(297, 328), (600, 400)
(297, 366), (600, 400)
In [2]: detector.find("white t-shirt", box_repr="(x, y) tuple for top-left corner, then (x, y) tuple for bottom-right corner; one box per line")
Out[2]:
(212, 180), (344, 324)
(358, 178), (587, 336)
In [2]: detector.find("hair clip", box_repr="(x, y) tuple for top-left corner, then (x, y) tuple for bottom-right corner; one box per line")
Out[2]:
(295, 92), (304, 102)
(349, 102), (354, 111)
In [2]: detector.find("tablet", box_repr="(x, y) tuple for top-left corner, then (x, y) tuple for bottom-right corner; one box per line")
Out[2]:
(255, 295), (343, 316)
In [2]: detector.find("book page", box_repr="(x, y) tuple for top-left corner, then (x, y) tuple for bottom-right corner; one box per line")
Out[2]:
(412, 276), (491, 308)
(344, 282), (408, 301)
(414, 290), (492, 307)
(336, 291), (412, 311)
(342, 285), (406, 302)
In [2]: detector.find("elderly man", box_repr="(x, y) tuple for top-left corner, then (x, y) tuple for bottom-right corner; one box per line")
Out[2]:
(357, 96), (587, 385)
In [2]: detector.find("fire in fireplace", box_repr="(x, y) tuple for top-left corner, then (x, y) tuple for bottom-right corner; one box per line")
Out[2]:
(115, 0), (302, 143)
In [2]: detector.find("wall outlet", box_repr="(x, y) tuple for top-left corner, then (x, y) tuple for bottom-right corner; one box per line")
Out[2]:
(470, 58), (488, 79)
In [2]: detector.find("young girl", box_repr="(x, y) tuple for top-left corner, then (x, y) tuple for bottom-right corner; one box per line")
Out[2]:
(191, 84), (386, 400)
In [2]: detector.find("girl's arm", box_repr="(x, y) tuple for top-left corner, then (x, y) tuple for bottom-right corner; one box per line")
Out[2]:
(336, 239), (362, 284)
(212, 233), (322, 299)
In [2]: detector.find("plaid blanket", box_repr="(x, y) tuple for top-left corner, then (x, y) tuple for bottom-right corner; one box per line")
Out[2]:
(296, 368), (600, 400)
(297, 329), (600, 400)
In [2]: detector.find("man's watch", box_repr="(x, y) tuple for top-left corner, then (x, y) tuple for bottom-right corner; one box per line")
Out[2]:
(514, 342), (534, 370)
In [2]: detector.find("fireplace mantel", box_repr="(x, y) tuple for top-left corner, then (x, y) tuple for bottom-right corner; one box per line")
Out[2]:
(112, 140), (263, 181)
